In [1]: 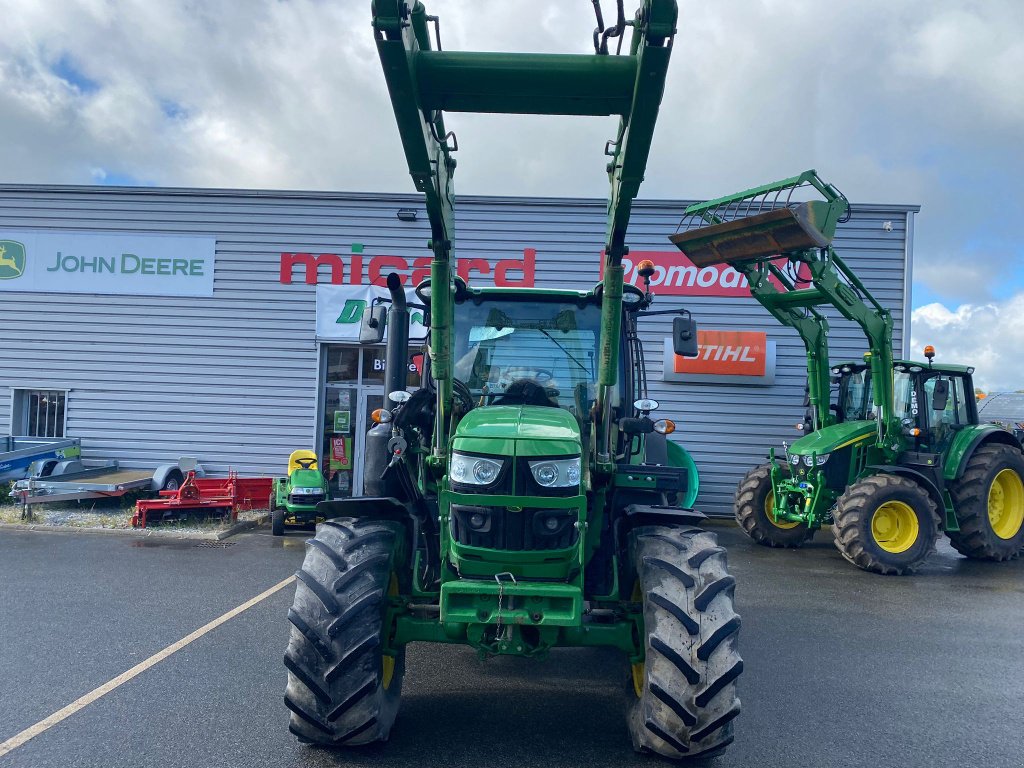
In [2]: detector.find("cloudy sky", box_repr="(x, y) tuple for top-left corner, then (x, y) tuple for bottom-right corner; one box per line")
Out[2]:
(2, 0), (1022, 389)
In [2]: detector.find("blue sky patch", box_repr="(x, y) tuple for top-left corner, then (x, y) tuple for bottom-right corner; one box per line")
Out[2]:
(52, 54), (100, 94)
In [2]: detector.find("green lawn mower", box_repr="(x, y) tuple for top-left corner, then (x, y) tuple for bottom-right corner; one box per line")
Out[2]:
(270, 450), (329, 536)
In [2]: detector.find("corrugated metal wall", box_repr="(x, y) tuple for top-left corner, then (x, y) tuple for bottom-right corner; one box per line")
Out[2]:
(0, 185), (914, 514)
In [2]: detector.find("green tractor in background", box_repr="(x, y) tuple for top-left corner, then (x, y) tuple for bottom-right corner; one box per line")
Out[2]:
(269, 450), (329, 536)
(669, 171), (1024, 575)
(280, 1), (743, 761)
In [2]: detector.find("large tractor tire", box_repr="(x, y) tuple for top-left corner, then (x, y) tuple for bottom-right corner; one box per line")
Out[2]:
(832, 474), (940, 575)
(734, 463), (814, 548)
(284, 519), (405, 746)
(947, 444), (1024, 560)
(627, 526), (742, 761)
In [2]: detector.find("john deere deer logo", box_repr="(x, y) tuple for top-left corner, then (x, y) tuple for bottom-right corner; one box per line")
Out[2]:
(0, 241), (26, 280)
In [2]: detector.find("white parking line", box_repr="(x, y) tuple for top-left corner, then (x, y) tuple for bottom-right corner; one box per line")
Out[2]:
(0, 574), (296, 759)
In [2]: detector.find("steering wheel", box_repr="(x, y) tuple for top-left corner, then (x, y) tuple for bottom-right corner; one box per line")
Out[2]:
(453, 379), (474, 413)
(296, 458), (317, 469)
(496, 367), (555, 389)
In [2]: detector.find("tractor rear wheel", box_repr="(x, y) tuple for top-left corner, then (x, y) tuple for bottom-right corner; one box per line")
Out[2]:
(947, 444), (1024, 560)
(832, 474), (940, 575)
(734, 463), (814, 548)
(627, 526), (742, 761)
(284, 519), (405, 746)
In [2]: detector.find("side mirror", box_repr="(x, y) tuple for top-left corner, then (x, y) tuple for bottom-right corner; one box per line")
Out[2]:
(931, 379), (950, 411)
(359, 305), (387, 344)
(672, 316), (699, 358)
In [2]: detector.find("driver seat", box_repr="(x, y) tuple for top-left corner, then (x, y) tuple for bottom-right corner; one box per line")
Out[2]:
(288, 449), (319, 474)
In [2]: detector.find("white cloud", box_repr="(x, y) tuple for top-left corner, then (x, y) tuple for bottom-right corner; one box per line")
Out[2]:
(911, 296), (1024, 391)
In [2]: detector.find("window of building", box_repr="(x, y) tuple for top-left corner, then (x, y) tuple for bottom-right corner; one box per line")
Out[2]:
(11, 389), (67, 437)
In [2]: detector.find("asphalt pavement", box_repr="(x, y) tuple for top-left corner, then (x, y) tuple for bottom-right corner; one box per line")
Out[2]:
(1, 522), (1022, 768)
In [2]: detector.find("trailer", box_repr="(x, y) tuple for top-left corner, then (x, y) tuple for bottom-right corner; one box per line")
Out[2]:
(0, 437), (82, 483)
(9, 458), (203, 520)
(132, 471), (273, 528)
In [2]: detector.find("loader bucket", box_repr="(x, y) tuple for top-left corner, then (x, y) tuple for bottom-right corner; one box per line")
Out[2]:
(669, 201), (834, 268)
(669, 170), (849, 268)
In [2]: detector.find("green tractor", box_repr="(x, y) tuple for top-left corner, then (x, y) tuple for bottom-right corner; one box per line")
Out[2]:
(281, 1), (742, 760)
(269, 450), (329, 536)
(669, 170), (1024, 575)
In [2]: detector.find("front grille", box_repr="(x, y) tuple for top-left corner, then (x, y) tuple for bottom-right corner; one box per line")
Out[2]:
(451, 504), (578, 551)
(289, 493), (325, 505)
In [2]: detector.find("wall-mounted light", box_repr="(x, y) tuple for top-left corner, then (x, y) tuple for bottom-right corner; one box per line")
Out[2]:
(396, 208), (418, 222)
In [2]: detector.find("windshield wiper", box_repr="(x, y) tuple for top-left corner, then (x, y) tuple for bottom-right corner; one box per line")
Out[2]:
(539, 328), (590, 374)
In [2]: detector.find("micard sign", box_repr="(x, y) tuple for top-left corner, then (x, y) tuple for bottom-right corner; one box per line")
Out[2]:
(0, 230), (215, 297)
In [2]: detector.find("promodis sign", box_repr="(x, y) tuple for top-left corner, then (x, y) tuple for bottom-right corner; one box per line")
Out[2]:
(280, 244), (536, 287)
(663, 330), (776, 386)
(618, 251), (753, 297)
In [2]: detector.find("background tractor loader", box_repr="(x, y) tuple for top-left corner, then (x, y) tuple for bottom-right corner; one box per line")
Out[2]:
(669, 170), (1024, 575)
(280, 1), (743, 761)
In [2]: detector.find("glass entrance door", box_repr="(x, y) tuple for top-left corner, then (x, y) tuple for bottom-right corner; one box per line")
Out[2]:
(323, 384), (357, 498)
(322, 385), (385, 498)
(319, 343), (421, 499)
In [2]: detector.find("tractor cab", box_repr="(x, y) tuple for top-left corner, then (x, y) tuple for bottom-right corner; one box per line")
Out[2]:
(893, 360), (977, 455)
(827, 356), (978, 455)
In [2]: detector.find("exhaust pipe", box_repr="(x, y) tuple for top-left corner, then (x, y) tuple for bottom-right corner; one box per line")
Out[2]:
(383, 271), (409, 398)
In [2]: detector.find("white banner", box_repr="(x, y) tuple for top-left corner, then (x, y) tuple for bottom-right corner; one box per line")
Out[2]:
(0, 230), (215, 297)
(316, 284), (427, 341)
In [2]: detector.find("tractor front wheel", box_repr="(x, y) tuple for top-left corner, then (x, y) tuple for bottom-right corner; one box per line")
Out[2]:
(734, 463), (814, 548)
(284, 519), (405, 746)
(627, 526), (742, 761)
(269, 492), (285, 536)
(832, 474), (940, 575)
(948, 444), (1024, 560)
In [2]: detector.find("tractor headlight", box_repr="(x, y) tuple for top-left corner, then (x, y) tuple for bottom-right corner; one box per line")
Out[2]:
(528, 457), (581, 488)
(291, 486), (322, 496)
(791, 454), (801, 466)
(450, 452), (505, 486)
(802, 454), (830, 466)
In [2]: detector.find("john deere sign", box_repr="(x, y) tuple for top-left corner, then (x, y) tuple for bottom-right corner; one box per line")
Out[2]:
(0, 240), (26, 280)
(0, 230), (215, 297)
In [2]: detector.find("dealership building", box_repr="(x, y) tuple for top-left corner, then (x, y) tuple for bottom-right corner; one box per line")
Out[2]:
(0, 185), (917, 515)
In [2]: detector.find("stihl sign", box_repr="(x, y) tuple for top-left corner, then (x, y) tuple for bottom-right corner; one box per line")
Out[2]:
(280, 244), (536, 287)
(663, 330), (776, 385)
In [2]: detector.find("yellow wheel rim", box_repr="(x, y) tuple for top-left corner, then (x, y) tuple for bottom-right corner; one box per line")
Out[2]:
(988, 469), (1024, 540)
(766, 489), (799, 530)
(382, 573), (399, 690)
(870, 500), (919, 553)
(630, 581), (644, 698)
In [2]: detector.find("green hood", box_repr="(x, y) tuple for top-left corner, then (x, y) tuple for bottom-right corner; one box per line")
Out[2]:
(452, 406), (581, 457)
(790, 419), (876, 456)
(289, 468), (323, 489)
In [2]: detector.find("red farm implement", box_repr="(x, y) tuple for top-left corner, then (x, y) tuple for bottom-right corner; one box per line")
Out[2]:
(132, 471), (273, 528)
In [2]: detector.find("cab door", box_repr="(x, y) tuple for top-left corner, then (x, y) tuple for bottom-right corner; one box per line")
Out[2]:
(920, 373), (971, 454)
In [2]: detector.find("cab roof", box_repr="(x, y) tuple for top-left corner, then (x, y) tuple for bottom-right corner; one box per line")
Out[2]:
(832, 360), (976, 375)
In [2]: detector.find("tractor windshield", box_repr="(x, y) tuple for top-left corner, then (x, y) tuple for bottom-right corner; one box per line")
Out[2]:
(452, 299), (600, 419)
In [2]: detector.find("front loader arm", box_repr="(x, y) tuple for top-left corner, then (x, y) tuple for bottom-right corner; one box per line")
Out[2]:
(371, 0), (678, 463)
(668, 170), (901, 457)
